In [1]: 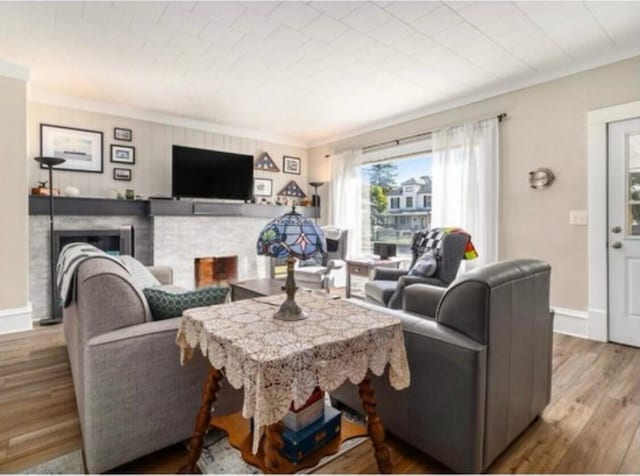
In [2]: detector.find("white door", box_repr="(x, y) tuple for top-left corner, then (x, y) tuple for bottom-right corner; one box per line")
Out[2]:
(608, 118), (640, 347)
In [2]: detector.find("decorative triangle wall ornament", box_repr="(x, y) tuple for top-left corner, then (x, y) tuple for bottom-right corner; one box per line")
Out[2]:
(254, 152), (280, 172)
(278, 180), (307, 198)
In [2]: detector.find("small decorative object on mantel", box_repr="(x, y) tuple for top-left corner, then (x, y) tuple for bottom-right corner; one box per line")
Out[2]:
(114, 127), (132, 142)
(31, 181), (60, 196)
(64, 186), (80, 197)
(529, 167), (555, 190)
(254, 152), (280, 172)
(278, 180), (307, 199)
(256, 205), (326, 321)
(283, 155), (301, 175)
(111, 145), (135, 164)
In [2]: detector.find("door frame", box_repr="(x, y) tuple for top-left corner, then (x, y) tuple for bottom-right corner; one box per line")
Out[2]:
(587, 100), (640, 342)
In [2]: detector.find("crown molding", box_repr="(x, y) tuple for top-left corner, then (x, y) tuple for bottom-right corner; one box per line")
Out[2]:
(28, 89), (308, 148)
(309, 47), (640, 148)
(0, 58), (29, 81)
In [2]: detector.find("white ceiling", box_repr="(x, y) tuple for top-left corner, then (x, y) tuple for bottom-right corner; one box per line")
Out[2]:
(1, 1), (640, 145)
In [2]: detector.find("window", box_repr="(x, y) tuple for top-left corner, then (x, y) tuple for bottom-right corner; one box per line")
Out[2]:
(423, 195), (431, 209)
(361, 154), (432, 258)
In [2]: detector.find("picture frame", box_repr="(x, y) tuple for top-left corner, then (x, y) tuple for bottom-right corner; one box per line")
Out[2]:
(283, 155), (301, 175)
(114, 127), (132, 142)
(111, 145), (135, 164)
(254, 178), (273, 197)
(40, 124), (103, 173)
(113, 168), (132, 181)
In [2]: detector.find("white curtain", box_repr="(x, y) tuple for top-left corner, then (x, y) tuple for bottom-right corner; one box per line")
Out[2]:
(329, 149), (367, 258)
(431, 118), (499, 267)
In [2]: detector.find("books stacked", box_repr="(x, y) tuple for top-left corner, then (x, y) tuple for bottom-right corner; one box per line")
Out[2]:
(280, 388), (342, 464)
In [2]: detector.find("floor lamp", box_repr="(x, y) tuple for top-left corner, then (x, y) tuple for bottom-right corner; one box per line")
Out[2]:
(34, 156), (66, 326)
(309, 181), (324, 224)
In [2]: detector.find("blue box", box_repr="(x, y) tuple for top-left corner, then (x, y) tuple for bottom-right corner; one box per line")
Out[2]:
(281, 405), (342, 464)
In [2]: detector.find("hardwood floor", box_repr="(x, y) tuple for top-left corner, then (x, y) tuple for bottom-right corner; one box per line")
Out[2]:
(1, 328), (638, 474)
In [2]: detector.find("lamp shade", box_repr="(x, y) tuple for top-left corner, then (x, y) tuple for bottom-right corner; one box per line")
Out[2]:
(257, 207), (325, 260)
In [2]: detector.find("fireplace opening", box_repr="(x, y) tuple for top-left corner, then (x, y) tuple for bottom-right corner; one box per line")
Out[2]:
(195, 256), (238, 288)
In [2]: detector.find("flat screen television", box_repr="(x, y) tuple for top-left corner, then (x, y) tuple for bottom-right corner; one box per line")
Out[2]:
(172, 145), (254, 200)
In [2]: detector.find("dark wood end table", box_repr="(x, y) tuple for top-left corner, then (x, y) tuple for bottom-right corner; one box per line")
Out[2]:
(230, 278), (284, 301)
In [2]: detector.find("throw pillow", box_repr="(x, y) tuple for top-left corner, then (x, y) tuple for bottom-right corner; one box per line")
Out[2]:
(143, 286), (230, 320)
(408, 250), (438, 278)
(119, 255), (161, 289)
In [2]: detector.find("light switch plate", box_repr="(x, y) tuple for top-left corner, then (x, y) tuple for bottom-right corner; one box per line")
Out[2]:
(569, 210), (588, 225)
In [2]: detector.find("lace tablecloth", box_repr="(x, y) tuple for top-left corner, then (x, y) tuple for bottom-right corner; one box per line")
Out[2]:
(177, 292), (410, 453)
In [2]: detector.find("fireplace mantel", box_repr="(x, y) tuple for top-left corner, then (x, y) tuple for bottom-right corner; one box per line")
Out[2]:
(29, 196), (316, 218)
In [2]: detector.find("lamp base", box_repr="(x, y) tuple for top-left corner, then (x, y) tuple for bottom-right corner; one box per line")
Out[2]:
(274, 297), (307, 321)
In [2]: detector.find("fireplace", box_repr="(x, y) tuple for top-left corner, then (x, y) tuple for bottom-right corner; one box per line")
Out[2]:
(195, 256), (238, 288)
(53, 226), (135, 316)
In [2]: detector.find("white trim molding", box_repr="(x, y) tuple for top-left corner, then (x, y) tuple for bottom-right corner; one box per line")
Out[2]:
(587, 99), (640, 342)
(0, 57), (29, 81)
(29, 89), (308, 148)
(0, 303), (33, 335)
(553, 307), (588, 339)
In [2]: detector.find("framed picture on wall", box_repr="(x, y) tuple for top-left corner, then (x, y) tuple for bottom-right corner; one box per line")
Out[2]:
(114, 127), (132, 142)
(113, 168), (132, 181)
(111, 145), (135, 164)
(254, 178), (273, 197)
(283, 155), (301, 175)
(40, 124), (103, 173)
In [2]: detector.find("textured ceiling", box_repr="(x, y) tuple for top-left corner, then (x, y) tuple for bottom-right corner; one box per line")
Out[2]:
(1, 1), (639, 144)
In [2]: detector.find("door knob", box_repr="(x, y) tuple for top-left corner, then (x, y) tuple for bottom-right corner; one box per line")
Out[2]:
(612, 226), (622, 233)
(612, 241), (622, 249)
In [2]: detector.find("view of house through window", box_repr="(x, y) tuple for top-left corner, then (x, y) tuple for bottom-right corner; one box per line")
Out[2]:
(361, 154), (432, 257)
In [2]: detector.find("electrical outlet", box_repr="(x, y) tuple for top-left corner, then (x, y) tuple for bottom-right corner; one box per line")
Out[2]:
(569, 210), (588, 225)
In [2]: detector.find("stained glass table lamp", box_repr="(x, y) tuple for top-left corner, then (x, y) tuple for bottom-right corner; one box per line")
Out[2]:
(257, 206), (326, 321)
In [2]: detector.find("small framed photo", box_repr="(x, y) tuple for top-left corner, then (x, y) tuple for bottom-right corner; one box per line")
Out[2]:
(254, 178), (273, 197)
(283, 155), (301, 175)
(114, 127), (132, 142)
(113, 168), (132, 181)
(111, 145), (135, 164)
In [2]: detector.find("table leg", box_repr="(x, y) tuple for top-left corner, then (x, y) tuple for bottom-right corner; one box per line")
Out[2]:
(263, 421), (285, 474)
(358, 375), (392, 474)
(346, 266), (352, 299)
(179, 366), (223, 474)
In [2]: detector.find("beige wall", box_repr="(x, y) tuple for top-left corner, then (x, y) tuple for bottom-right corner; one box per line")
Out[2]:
(0, 75), (28, 311)
(308, 56), (640, 311)
(28, 103), (309, 200)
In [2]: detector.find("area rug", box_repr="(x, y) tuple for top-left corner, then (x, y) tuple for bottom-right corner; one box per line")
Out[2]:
(21, 403), (367, 474)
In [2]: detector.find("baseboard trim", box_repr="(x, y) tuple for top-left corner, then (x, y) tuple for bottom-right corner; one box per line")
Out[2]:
(553, 307), (588, 339)
(0, 303), (33, 334)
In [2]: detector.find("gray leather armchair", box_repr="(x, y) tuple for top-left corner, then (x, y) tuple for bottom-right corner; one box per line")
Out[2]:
(365, 230), (469, 309)
(332, 259), (554, 473)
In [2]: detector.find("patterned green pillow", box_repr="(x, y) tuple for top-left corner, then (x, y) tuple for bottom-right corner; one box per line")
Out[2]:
(143, 286), (230, 320)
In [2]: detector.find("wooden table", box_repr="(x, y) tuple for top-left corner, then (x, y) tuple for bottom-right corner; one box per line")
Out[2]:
(176, 293), (410, 474)
(229, 278), (284, 301)
(345, 257), (404, 299)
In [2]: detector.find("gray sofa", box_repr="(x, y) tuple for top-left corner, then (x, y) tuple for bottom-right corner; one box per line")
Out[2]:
(332, 259), (554, 473)
(63, 258), (242, 473)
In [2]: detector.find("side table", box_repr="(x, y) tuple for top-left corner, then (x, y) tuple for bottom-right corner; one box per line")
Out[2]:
(176, 292), (410, 474)
(345, 257), (403, 299)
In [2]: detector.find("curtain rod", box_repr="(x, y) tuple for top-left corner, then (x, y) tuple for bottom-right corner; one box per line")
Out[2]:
(361, 112), (507, 153)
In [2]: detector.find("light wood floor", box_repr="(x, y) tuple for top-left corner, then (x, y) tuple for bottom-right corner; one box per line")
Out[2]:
(1, 327), (639, 474)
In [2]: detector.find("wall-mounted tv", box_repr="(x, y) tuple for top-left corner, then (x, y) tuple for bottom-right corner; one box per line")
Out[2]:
(172, 145), (254, 201)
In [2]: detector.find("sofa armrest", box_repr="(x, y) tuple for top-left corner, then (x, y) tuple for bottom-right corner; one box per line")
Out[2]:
(372, 268), (408, 281)
(147, 265), (173, 285)
(403, 283), (447, 319)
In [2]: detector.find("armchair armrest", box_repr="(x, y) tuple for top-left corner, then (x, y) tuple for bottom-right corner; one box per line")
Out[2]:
(372, 268), (408, 281)
(326, 259), (345, 272)
(403, 283), (447, 319)
(147, 265), (173, 285)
